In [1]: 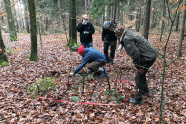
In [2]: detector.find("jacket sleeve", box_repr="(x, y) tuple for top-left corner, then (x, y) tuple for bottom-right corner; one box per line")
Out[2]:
(73, 56), (90, 74)
(102, 28), (105, 41)
(88, 23), (95, 35)
(124, 39), (141, 69)
(76, 23), (84, 32)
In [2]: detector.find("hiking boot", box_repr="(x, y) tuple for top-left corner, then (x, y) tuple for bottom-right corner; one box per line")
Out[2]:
(128, 98), (142, 104)
(106, 57), (110, 63)
(109, 60), (113, 65)
(100, 69), (106, 77)
(142, 89), (149, 95)
(109, 58), (113, 65)
(142, 83), (149, 95)
(129, 91), (143, 104)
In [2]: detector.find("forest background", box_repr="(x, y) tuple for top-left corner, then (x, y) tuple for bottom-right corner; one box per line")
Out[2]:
(0, 0), (185, 123)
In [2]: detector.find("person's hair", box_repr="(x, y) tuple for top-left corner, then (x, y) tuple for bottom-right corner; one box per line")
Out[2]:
(82, 14), (88, 20)
(114, 26), (125, 36)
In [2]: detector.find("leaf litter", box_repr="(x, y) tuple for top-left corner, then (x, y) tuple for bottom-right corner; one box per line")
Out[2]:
(0, 32), (185, 123)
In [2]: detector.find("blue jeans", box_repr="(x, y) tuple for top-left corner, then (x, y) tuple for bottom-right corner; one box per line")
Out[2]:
(81, 42), (93, 48)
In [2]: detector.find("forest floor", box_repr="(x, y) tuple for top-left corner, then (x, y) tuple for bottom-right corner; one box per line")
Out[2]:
(0, 32), (186, 123)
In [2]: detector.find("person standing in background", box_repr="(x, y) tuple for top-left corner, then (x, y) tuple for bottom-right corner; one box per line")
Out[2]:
(76, 14), (95, 48)
(102, 20), (117, 65)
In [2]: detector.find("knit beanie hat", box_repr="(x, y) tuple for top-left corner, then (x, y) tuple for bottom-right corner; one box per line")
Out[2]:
(78, 45), (84, 54)
(114, 26), (125, 37)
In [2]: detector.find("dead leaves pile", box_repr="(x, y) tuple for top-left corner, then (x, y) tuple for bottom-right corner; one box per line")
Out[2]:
(0, 32), (185, 123)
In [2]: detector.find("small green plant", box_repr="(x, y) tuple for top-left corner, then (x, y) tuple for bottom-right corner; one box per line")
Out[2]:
(75, 74), (83, 82)
(103, 90), (111, 99)
(75, 84), (81, 89)
(71, 96), (80, 102)
(10, 37), (18, 41)
(27, 77), (57, 98)
(42, 33), (47, 35)
(103, 89), (126, 103)
(2, 61), (8, 66)
(87, 72), (95, 80)
(117, 95), (125, 102)
(72, 89), (76, 94)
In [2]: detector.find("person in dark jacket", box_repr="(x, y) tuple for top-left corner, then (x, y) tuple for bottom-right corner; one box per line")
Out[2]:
(115, 26), (158, 104)
(102, 21), (117, 65)
(76, 14), (95, 48)
(70, 45), (106, 77)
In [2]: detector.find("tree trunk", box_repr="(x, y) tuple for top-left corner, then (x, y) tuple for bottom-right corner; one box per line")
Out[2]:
(159, 0), (166, 42)
(45, 16), (49, 31)
(108, 0), (111, 20)
(113, 2), (117, 22)
(0, 25), (8, 65)
(177, 0), (186, 57)
(23, 0), (30, 33)
(68, 0), (77, 47)
(37, 1), (45, 35)
(175, 11), (180, 31)
(103, 6), (105, 23)
(142, 0), (151, 40)
(28, 0), (38, 61)
(135, 4), (141, 32)
(3, 0), (17, 41)
(151, 0), (156, 29)
(85, 0), (87, 13)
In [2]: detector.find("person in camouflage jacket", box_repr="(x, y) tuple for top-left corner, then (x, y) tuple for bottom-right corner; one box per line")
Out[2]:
(115, 26), (158, 104)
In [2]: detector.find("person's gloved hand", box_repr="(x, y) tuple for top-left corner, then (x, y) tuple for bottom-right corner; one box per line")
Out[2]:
(84, 31), (90, 36)
(118, 44), (123, 52)
(69, 72), (74, 76)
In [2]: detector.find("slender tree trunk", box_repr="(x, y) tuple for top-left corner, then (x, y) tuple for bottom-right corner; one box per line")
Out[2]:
(177, 0), (186, 57)
(28, 0), (38, 61)
(175, 10), (180, 31)
(103, 6), (105, 23)
(105, 5), (108, 21)
(142, 0), (151, 40)
(128, 0), (133, 21)
(151, 0), (156, 29)
(85, 0), (87, 13)
(68, 0), (77, 47)
(23, 0), (30, 33)
(159, 0), (166, 42)
(3, 0), (17, 41)
(108, 0), (111, 20)
(113, 2), (117, 22)
(0, 24), (8, 65)
(159, 1), (182, 123)
(87, 0), (91, 21)
(135, 5), (141, 32)
(117, 2), (121, 24)
(37, 1), (45, 35)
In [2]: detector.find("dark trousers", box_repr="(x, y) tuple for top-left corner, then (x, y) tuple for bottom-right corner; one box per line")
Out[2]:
(87, 61), (106, 71)
(104, 42), (116, 61)
(135, 58), (156, 100)
(81, 42), (92, 48)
